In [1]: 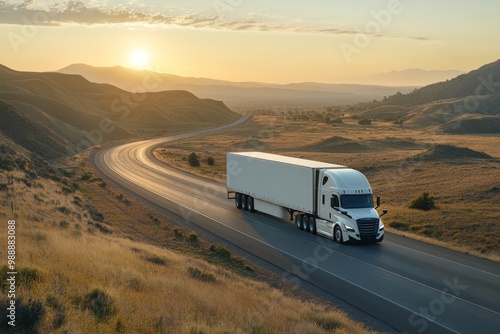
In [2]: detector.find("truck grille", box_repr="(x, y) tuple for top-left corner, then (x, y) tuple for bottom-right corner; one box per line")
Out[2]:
(356, 218), (379, 238)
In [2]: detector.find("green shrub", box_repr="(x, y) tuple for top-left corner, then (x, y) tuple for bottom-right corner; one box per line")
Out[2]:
(207, 156), (215, 166)
(142, 255), (167, 266)
(188, 267), (216, 283)
(81, 288), (116, 322)
(57, 206), (71, 215)
(188, 232), (198, 243)
(389, 221), (410, 231)
(209, 244), (231, 258)
(188, 152), (200, 167)
(409, 192), (437, 211)
(174, 227), (184, 239)
(358, 119), (372, 125)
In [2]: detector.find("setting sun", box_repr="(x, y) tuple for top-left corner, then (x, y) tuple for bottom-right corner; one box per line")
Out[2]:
(129, 50), (150, 68)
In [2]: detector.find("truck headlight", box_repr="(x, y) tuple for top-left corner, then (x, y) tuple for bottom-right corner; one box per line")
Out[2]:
(379, 222), (385, 231)
(344, 224), (355, 232)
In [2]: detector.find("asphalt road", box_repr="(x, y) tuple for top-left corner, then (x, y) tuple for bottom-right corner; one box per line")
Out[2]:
(93, 118), (500, 334)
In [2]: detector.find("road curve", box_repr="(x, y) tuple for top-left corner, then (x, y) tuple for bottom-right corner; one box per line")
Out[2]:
(93, 118), (500, 334)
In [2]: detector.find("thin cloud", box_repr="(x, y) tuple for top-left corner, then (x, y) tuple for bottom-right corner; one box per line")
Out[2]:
(0, 0), (431, 41)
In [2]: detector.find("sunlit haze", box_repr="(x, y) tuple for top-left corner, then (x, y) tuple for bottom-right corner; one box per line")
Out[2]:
(0, 0), (499, 84)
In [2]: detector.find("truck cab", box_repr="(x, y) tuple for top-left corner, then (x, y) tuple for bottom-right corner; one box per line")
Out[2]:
(316, 168), (385, 243)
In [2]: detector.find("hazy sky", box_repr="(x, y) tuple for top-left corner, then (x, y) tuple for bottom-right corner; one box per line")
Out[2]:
(0, 0), (499, 83)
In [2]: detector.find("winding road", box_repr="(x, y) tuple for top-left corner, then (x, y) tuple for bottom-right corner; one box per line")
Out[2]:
(93, 118), (500, 334)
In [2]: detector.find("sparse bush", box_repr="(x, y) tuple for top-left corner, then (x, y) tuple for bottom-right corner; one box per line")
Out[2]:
(18, 267), (43, 289)
(188, 232), (198, 243)
(57, 206), (71, 215)
(81, 171), (93, 181)
(188, 267), (217, 283)
(46, 295), (66, 328)
(81, 288), (116, 322)
(207, 156), (215, 166)
(94, 222), (112, 234)
(117, 194), (132, 206)
(358, 119), (372, 125)
(210, 244), (231, 258)
(188, 152), (200, 167)
(59, 220), (70, 228)
(142, 255), (167, 266)
(409, 192), (437, 211)
(174, 227), (184, 239)
(389, 221), (410, 231)
(116, 319), (125, 332)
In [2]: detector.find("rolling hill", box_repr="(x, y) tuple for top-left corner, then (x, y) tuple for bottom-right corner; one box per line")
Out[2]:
(0, 65), (238, 160)
(58, 64), (418, 109)
(352, 59), (500, 133)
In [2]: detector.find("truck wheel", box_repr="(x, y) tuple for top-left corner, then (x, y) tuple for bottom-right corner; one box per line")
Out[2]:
(241, 195), (248, 211)
(295, 214), (303, 230)
(309, 216), (316, 234)
(334, 225), (343, 244)
(235, 193), (242, 209)
(247, 196), (254, 212)
(303, 215), (310, 232)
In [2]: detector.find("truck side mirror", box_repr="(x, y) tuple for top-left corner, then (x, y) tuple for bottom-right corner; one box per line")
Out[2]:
(380, 209), (388, 217)
(375, 196), (381, 209)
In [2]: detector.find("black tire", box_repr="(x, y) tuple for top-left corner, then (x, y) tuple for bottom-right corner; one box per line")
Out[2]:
(241, 195), (248, 211)
(309, 216), (316, 234)
(334, 225), (343, 244)
(302, 215), (309, 232)
(247, 196), (254, 212)
(295, 214), (304, 230)
(235, 193), (242, 209)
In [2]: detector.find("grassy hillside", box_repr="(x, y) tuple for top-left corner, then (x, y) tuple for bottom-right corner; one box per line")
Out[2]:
(0, 140), (375, 333)
(0, 65), (239, 158)
(347, 60), (500, 132)
(0, 100), (71, 160)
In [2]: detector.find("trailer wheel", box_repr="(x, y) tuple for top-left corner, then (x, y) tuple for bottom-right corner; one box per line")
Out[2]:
(309, 216), (316, 234)
(235, 193), (242, 209)
(334, 225), (343, 244)
(303, 215), (310, 232)
(295, 214), (304, 230)
(241, 195), (248, 211)
(247, 196), (254, 212)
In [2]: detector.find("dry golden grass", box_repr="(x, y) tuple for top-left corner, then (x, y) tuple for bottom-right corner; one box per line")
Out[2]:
(155, 115), (500, 260)
(0, 166), (375, 333)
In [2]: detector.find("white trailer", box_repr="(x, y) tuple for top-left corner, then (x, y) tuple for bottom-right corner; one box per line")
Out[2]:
(227, 152), (386, 243)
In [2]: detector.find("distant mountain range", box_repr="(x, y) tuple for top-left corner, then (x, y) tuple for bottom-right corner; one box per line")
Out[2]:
(0, 65), (237, 160)
(58, 64), (419, 109)
(360, 69), (465, 86)
(354, 59), (500, 133)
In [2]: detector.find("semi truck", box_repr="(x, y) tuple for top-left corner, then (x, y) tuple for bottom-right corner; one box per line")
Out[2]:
(226, 152), (387, 243)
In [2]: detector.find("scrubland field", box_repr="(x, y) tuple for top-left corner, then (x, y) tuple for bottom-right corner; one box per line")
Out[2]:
(0, 157), (375, 333)
(155, 115), (500, 260)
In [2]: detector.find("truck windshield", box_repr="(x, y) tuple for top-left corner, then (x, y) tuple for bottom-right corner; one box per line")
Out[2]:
(340, 194), (373, 209)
